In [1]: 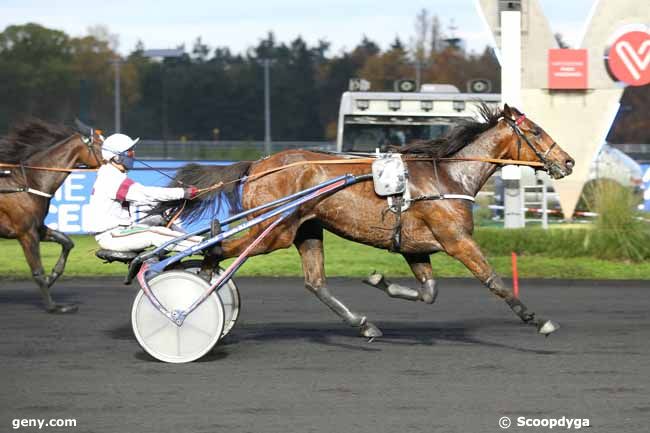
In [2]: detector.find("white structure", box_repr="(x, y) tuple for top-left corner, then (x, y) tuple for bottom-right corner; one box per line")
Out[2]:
(500, 10), (524, 227)
(336, 89), (500, 152)
(476, 0), (650, 218)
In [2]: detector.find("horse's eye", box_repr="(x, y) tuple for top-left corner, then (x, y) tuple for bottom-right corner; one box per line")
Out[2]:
(533, 128), (542, 138)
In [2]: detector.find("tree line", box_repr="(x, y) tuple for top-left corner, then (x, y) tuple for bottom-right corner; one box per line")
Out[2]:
(0, 14), (646, 143)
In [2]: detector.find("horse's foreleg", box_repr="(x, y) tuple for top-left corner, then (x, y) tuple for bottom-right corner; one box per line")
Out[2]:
(363, 254), (437, 303)
(441, 235), (558, 335)
(404, 253), (438, 303)
(295, 221), (381, 339)
(39, 226), (74, 288)
(17, 230), (77, 314)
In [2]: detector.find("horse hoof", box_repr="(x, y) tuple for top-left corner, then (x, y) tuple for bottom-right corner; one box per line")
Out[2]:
(420, 279), (438, 304)
(46, 304), (79, 314)
(537, 320), (560, 336)
(360, 322), (383, 339)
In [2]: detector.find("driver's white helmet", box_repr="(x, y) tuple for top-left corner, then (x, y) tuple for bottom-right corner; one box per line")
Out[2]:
(101, 133), (140, 161)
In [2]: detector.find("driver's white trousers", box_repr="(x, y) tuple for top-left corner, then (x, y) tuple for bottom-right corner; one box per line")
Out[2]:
(95, 225), (203, 252)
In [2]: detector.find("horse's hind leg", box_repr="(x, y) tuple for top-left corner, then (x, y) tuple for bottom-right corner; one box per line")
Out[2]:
(294, 221), (382, 339)
(441, 234), (558, 335)
(363, 253), (438, 304)
(17, 229), (77, 314)
(39, 226), (74, 287)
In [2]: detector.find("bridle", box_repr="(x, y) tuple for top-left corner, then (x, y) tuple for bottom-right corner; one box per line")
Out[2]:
(0, 130), (104, 198)
(503, 113), (558, 171)
(80, 129), (104, 168)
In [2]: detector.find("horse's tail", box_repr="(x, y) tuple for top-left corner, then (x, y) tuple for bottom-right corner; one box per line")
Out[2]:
(159, 161), (252, 224)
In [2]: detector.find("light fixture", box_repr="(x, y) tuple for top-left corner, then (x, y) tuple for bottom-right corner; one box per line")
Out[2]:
(356, 99), (370, 110)
(453, 100), (466, 112)
(421, 100), (433, 111)
(388, 100), (401, 111)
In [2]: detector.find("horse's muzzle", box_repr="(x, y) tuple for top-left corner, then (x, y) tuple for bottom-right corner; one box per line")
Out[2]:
(547, 159), (573, 179)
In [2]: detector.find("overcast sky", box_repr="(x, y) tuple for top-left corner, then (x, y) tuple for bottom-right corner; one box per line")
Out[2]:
(1, 0), (596, 56)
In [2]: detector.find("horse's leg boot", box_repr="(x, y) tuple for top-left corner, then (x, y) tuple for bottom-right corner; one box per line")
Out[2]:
(418, 279), (438, 304)
(360, 321), (383, 339)
(363, 272), (420, 302)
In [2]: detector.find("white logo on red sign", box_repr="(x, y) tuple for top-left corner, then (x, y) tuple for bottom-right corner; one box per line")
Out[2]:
(606, 27), (650, 86)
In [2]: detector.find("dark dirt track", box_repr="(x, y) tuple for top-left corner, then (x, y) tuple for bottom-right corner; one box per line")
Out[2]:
(0, 277), (648, 433)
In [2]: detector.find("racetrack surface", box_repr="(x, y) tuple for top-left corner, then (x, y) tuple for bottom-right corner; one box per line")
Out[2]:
(0, 277), (648, 433)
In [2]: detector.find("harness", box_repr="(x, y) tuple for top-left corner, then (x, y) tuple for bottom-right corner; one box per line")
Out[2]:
(0, 132), (102, 199)
(373, 112), (550, 252)
(503, 114), (557, 171)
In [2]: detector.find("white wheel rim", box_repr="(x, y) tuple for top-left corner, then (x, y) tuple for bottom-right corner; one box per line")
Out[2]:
(131, 271), (224, 363)
(213, 273), (240, 337)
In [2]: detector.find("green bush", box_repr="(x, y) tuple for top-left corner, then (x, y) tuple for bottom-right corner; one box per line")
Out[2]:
(474, 227), (591, 258)
(473, 182), (650, 262)
(587, 182), (650, 261)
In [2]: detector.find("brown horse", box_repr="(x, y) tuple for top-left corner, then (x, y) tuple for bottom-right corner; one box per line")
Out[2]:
(171, 104), (574, 338)
(0, 120), (103, 313)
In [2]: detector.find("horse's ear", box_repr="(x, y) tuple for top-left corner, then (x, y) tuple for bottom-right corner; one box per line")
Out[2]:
(503, 103), (513, 119)
(74, 118), (93, 135)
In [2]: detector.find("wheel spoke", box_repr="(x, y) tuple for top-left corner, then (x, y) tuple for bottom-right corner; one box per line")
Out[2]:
(176, 325), (181, 356)
(182, 321), (215, 338)
(143, 320), (171, 340)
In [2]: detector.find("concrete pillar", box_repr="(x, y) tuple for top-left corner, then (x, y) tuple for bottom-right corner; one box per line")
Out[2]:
(501, 10), (525, 228)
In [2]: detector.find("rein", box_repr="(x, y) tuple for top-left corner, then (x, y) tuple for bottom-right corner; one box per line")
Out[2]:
(0, 163), (98, 173)
(0, 132), (101, 198)
(503, 114), (555, 169)
(241, 155), (543, 184)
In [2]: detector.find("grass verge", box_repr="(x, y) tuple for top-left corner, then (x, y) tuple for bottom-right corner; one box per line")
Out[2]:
(1, 231), (649, 280)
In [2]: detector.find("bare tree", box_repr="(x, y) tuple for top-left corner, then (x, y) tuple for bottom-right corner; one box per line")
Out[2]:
(87, 25), (120, 52)
(430, 15), (443, 55)
(410, 8), (430, 88)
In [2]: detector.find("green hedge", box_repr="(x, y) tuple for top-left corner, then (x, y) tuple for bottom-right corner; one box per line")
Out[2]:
(474, 226), (650, 261)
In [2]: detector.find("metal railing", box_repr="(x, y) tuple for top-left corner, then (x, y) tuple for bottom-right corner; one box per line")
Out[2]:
(523, 184), (548, 228)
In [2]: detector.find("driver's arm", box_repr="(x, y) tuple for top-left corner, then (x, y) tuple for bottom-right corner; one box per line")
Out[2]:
(115, 178), (185, 206)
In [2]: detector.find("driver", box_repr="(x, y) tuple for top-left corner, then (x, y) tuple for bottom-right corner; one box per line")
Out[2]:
(88, 133), (202, 252)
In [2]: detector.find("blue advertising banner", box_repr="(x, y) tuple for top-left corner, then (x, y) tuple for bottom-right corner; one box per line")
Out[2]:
(45, 161), (231, 234)
(643, 164), (650, 212)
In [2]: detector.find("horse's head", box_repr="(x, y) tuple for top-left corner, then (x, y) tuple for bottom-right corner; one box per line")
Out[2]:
(72, 120), (104, 169)
(70, 129), (104, 168)
(501, 104), (574, 179)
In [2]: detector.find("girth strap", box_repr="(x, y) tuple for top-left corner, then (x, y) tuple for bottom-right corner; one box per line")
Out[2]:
(0, 186), (52, 198)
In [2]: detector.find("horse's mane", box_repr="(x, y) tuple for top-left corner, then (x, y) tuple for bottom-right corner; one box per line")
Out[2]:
(395, 102), (502, 158)
(0, 119), (74, 163)
(155, 161), (253, 224)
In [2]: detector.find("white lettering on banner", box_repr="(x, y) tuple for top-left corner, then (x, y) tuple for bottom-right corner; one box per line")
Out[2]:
(64, 173), (86, 201)
(58, 204), (81, 232)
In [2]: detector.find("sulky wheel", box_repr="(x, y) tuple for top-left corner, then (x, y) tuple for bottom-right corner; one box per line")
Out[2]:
(177, 260), (241, 338)
(131, 271), (225, 363)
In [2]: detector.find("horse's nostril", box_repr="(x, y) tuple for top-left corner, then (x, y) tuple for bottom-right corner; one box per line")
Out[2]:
(565, 160), (574, 170)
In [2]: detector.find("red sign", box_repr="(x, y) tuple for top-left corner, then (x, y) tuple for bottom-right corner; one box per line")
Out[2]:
(548, 49), (588, 89)
(606, 29), (650, 86)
